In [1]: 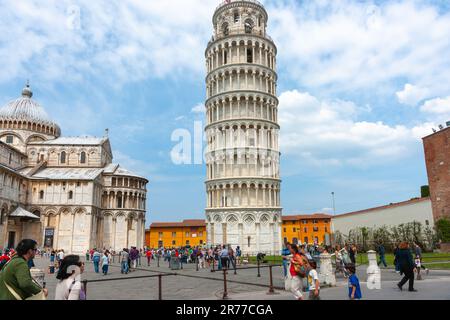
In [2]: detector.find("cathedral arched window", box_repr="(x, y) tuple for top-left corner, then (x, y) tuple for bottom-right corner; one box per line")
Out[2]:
(39, 190), (44, 199)
(60, 151), (66, 164)
(80, 151), (86, 164)
(0, 207), (5, 225)
(68, 191), (73, 199)
(117, 195), (123, 208)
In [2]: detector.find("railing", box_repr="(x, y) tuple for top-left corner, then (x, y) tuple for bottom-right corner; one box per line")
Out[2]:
(80, 255), (283, 300)
(215, 0), (264, 12)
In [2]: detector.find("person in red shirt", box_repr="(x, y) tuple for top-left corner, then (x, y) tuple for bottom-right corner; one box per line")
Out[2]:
(146, 250), (152, 266)
(0, 250), (11, 270)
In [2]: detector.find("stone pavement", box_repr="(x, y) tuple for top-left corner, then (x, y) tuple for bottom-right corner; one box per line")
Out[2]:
(34, 256), (450, 300)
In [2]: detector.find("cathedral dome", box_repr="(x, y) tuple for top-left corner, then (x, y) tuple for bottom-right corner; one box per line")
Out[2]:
(0, 83), (61, 137)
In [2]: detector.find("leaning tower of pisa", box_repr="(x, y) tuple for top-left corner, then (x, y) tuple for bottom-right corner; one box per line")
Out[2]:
(204, 0), (282, 254)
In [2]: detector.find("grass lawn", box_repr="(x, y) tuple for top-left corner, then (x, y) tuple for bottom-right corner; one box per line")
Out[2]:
(248, 252), (450, 269)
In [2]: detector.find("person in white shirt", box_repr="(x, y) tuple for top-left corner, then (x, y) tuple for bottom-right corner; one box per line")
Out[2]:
(307, 260), (320, 300)
(55, 255), (86, 300)
(101, 251), (110, 275)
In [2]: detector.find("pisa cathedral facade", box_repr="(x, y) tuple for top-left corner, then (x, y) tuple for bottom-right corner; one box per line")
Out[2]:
(0, 84), (148, 254)
(205, 0), (282, 253)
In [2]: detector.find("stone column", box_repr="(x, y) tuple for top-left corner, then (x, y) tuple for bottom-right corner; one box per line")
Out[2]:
(318, 253), (336, 287)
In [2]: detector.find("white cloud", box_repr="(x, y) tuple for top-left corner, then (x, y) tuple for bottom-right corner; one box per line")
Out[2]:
(396, 84), (431, 106)
(191, 103), (205, 114)
(0, 0), (216, 85)
(267, 0), (450, 95)
(420, 96), (450, 114)
(278, 90), (430, 167)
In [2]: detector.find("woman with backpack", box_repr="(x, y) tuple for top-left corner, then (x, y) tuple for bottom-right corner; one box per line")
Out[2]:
(286, 244), (306, 300)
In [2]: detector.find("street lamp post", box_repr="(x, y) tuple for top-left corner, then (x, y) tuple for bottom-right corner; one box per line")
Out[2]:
(331, 192), (336, 215)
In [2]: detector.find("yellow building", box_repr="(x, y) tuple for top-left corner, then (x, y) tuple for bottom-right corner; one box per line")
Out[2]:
(282, 214), (332, 245)
(146, 219), (206, 248)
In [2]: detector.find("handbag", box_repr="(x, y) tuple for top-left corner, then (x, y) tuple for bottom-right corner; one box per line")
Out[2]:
(5, 281), (46, 300)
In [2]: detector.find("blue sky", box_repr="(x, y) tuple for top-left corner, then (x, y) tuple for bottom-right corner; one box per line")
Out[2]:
(1, 0), (450, 226)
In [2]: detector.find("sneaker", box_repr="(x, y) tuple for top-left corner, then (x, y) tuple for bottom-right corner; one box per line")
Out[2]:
(397, 283), (402, 291)
(408, 289), (418, 292)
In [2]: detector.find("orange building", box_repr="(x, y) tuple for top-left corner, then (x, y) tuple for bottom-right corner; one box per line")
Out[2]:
(145, 219), (206, 248)
(282, 214), (332, 245)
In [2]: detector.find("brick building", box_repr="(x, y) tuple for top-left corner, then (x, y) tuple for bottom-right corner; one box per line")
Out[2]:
(423, 124), (450, 221)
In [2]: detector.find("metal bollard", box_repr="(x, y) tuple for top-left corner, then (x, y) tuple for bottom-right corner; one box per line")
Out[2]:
(257, 259), (261, 277)
(82, 280), (88, 299)
(158, 274), (162, 300)
(157, 255), (160, 267)
(196, 256), (199, 271)
(222, 269), (229, 300)
(267, 265), (276, 295)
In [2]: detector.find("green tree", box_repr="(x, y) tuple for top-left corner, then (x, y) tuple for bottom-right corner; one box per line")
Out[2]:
(435, 218), (450, 242)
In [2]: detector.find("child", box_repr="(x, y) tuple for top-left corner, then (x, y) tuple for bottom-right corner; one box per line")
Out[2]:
(415, 255), (422, 280)
(307, 260), (320, 300)
(347, 264), (362, 300)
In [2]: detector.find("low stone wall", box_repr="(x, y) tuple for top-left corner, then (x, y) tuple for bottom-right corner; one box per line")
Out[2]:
(440, 243), (450, 253)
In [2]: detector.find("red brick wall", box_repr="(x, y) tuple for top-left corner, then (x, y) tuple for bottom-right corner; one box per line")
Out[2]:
(423, 127), (450, 221)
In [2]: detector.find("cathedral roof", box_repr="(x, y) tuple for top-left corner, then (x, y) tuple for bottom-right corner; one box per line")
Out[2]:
(30, 136), (108, 146)
(103, 163), (148, 181)
(0, 83), (60, 133)
(20, 167), (104, 180)
(9, 207), (40, 219)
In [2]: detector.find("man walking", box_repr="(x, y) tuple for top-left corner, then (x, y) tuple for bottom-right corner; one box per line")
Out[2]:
(92, 249), (101, 273)
(120, 248), (129, 274)
(377, 243), (387, 268)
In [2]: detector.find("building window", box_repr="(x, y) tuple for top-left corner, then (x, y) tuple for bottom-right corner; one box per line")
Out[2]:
(60, 151), (66, 164)
(314, 237), (319, 243)
(9, 153), (12, 165)
(172, 232), (176, 238)
(39, 190), (44, 199)
(199, 231), (203, 237)
(247, 48), (253, 63)
(0, 208), (5, 225)
(234, 11), (239, 23)
(302, 220), (307, 224)
(245, 19), (253, 34)
(185, 232), (189, 237)
(325, 226), (328, 232)
(80, 151), (86, 164)
(47, 182), (52, 186)
(313, 220), (318, 224)
(283, 227), (286, 232)
(313, 227), (319, 232)
(222, 22), (229, 36)
(117, 195), (122, 208)
(77, 182), (81, 187)
(172, 240), (176, 245)
(292, 237), (298, 244)
(304, 237), (308, 243)
(200, 240), (203, 245)
(247, 236), (251, 247)
(224, 51), (228, 64)
(158, 232), (163, 238)
(304, 227), (307, 233)
(186, 240), (190, 245)
(293, 228), (296, 232)
(6, 135), (13, 144)
(68, 191), (73, 199)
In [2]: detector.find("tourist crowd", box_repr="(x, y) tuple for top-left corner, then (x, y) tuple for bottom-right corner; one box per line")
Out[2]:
(0, 238), (432, 300)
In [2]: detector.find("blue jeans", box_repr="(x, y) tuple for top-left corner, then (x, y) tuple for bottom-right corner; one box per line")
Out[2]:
(218, 258), (222, 270)
(378, 255), (387, 267)
(102, 264), (109, 275)
(93, 260), (100, 273)
(282, 260), (288, 277)
(121, 261), (129, 273)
